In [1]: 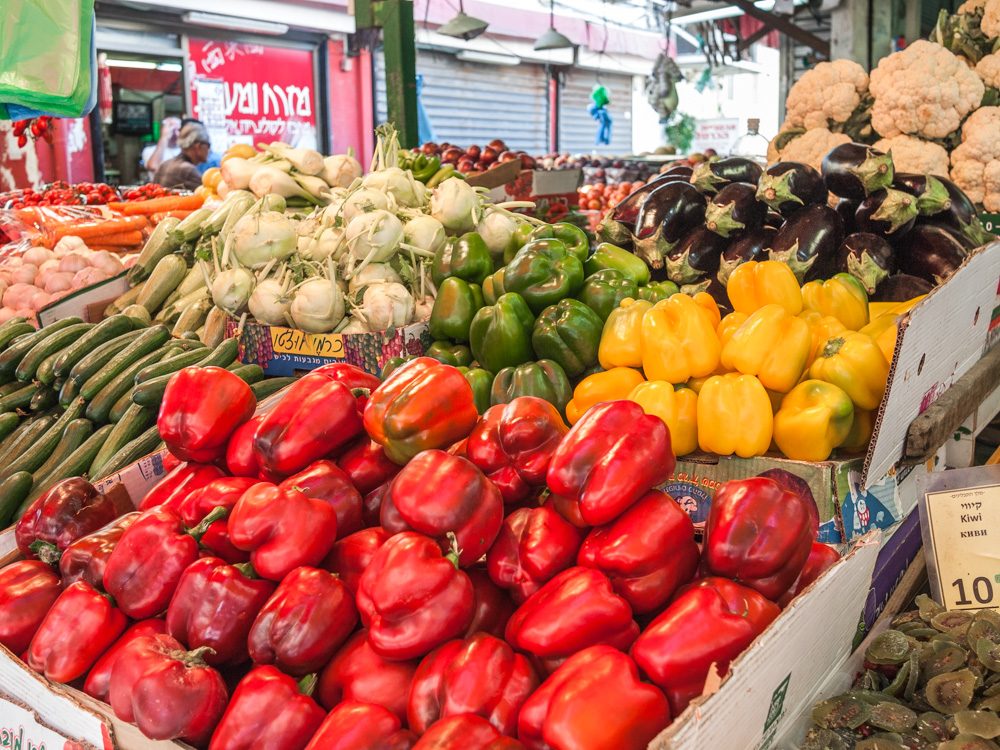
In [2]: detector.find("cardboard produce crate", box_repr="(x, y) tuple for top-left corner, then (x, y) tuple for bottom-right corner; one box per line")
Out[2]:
(36, 271), (129, 327)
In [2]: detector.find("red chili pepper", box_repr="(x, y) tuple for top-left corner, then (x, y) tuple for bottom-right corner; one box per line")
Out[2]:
(357, 531), (475, 661)
(486, 506), (584, 604)
(158, 367), (256, 463)
(27, 580), (127, 682)
(465, 568), (515, 639)
(0, 560), (61, 654)
(778, 542), (840, 607)
(323, 527), (390, 595)
(83, 619), (167, 703)
(413, 714), (524, 749)
(408, 633), (538, 736)
(518, 645), (671, 750)
(138, 462), (226, 513)
(253, 372), (364, 476)
(337, 437), (401, 495)
(108, 633), (228, 746)
(226, 416), (264, 477)
(16, 477), (125, 558)
(248, 566), (357, 676)
(103, 506), (226, 619)
(316, 630), (417, 722)
(577, 489), (699, 614)
(208, 666), (326, 750)
(279, 460), (363, 537)
(546, 400), (675, 525)
(56, 512), (140, 589)
(229, 483), (339, 581)
(177, 477), (258, 564)
(702, 475), (815, 600)
(304, 701), (415, 750)
(311, 362), (381, 411)
(630, 577), (781, 715)
(505, 567), (638, 671)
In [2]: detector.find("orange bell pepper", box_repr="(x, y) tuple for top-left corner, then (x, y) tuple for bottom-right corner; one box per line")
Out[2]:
(565, 367), (646, 425)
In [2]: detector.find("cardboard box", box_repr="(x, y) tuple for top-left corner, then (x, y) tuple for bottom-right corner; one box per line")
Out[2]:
(227, 316), (430, 377)
(36, 272), (129, 327)
(858, 505), (923, 641)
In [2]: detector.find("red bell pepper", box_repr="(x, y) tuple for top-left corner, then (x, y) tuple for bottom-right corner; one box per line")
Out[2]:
(630, 577), (781, 715)
(56, 512), (139, 589)
(363, 358), (479, 465)
(83, 619), (167, 702)
(158, 366), (256, 463)
(323, 527), (390, 595)
(702, 475), (815, 600)
(226, 415), (264, 477)
(16, 477), (125, 558)
(304, 701), (415, 750)
(337, 437), (401, 495)
(757, 467), (820, 535)
(208, 666), (326, 750)
(486, 506), (584, 604)
(316, 630), (417, 722)
(517, 645), (671, 750)
(465, 568), (515, 639)
(363, 482), (390, 527)
(253, 372), (364, 476)
(138, 462), (227, 513)
(166, 556), (275, 666)
(546, 401), (675, 525)
(357, 531), (475, 661)
(229, 483), (339, 581)
(381, 450), (503, 567)
(408, 633), (538, 736)
(465, 406), (533, 504)
(778, 542), (840, 607)
(312, 362), (381, 410)
(577, 489), (699, 614)
(103, 505), (226, 619)
(176, 476), (258, 564)
(414, 715), (524, 750)
(248, 566), (357, 675)
(0, 560), (61, 654)
(27, 580), (127, 682)
(108, 633), (228, 746)
(505, 567), (638, 670)
(279, 460), (363, 537)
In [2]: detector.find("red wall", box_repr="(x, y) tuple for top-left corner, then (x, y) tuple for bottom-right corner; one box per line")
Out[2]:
(0, 117), (95, 192)
(327, 38), (375, 161)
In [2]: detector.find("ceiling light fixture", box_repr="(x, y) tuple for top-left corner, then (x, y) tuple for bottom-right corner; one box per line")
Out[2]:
(534, 0), (575, 51)
(181, 11), (289, 36)
(104, 58), (158, 69)
(437, 0), (489, 41)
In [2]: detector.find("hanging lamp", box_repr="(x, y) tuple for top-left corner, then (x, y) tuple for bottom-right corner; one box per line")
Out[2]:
(534, 0), (575, 50)
(438, 0), (489, 40)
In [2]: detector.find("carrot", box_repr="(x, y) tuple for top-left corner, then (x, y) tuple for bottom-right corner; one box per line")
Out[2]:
(48, 215), (148, 243)
(150, 209), (194, 223)
(117, 194), (205, 216)
(77, 230), (144, 246)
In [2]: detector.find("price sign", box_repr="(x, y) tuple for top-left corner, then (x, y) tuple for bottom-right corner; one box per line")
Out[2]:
(919, 465), (1000, 610)
(979, 213), (1000, 237)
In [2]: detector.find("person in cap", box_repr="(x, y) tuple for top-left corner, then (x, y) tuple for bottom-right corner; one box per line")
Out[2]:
(153, 121), (211, 191)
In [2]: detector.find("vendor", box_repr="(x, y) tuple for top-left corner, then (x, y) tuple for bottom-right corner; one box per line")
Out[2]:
(153, 122), (211, 191)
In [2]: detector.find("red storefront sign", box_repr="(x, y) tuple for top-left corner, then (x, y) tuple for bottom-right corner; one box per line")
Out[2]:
(187, 38), (318, 150)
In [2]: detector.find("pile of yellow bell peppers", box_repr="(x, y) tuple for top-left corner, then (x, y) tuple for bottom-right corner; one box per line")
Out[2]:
(574, 260), (924, 462)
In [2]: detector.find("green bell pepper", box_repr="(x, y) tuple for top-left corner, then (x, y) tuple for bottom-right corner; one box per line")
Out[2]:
(458, 366), (494, 414)
(410, 153), (441, 183)
(432, 232), (492, 286)
(426, 341), (473, 367)
(382, 355), (416, 379)
(504, 222), (537, 264)
(491, 359), (572, 415)
(428, 277), (483, 342)
(583, 243), (651, 286)
(637, 280), (680, 304)
(503, 239), (585, 315)
(469, 292), (535, 374)
(531, 299), (603, 377)
(577, 269), (639, 321)
(530, 222), (590, 262)
(482, 268), (506, 306)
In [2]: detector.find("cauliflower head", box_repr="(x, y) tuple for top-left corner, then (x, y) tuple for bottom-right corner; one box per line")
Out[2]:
(771, 128), (851, 171)
(959, 0), (986, 11)
(976, 51), (1000, 86)
(784, 60), (870, 130)
(873, 135), (951, 176)
(950, 105), (1000, 209)
(869, 40), (985, 139)
(983, 0), (1000, 38)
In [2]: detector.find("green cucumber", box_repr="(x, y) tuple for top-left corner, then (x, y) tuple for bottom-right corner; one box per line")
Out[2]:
(89, 403), (155, 478)
(0, 317), (82, 378)
(0, 414), (56, 467)
(80, 326), (171, 400)
(68, 330), (143, 386)
(51, 315), (139, 380)
(0, 321), (36, 353)
(230, 364), (265, 385)
(196, 337), (239, 369)
(0, 383), (39, 413)
(2, 399), (87, 479)
(135, 348), (210, 384)
(0, 381), (26, 397)
(250, 376), (297, 399)
(0, 472), (33, 526)
(15, 323), (93, 382)
(32, 418), (93, 482)
(95, 425), (163, 477)
(0, 412), (19, 442)
(0, 414), (36, 456)
(58, 377), (81, 409)
(87, 349), (167, 424)
(109, 389), (134, 423)
(29, 386), (58, 412)
(18, 425), (113, 515)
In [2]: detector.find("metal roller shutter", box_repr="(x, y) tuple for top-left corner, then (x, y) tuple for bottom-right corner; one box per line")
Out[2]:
(558, 69), (633, 155)
(375, 49), (549, 152)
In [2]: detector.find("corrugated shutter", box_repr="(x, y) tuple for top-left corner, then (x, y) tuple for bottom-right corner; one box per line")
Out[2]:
(557, 70), (633, 155)
(375, 49), (549, 151)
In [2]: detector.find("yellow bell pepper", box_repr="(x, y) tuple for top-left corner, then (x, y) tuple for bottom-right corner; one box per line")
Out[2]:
(717, 312), (748, 351)
(840, 408), (874, 453)
(859, 313), (899, 364)
(641, 294), (721, 383)
(720, 304), (811, 393)
(773, 380), (855, 461)
(697, 373), (773, 458)
(801, 273), (870, 331)
(809, 332), (890, 411)
(686, 375), (712, 394)
(598, 298), (651, 370)
(726, 260), (803, 316)
(801, 311), (849, 368)
(565, 367), (646, 424)
(692, 292), (722, 329)
(868, 295), (926, 321)
(627, 382), (698, 456)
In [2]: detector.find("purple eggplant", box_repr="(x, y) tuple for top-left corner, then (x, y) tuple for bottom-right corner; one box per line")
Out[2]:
(595, 174), (688, 245)
(918, 219), (977, 251)
(822, 143), (894, 199)
(894, 224), (967, 285)
(914, 175), (995, 248)
(834, 198), (860, 235)
(892, 173), (952, 216)
(836, 233), (896, 295)
(871, 273), (934, 302)
(704, 182), (767, 239)
(764, 211), (784, 229)
(855, 189), (918, 236)
(756, 162), (827, 216)
(661, 164), (694, 180)
(665, 225), (729, 285)
(717, 225), (777, 287)
(766, 203), (844, 283)
(690, 157), (764, 194)
(632, 181), (707, 270)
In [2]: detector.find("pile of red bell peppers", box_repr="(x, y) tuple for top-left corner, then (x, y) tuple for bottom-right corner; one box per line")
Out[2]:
(0, 358), (841, 750)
